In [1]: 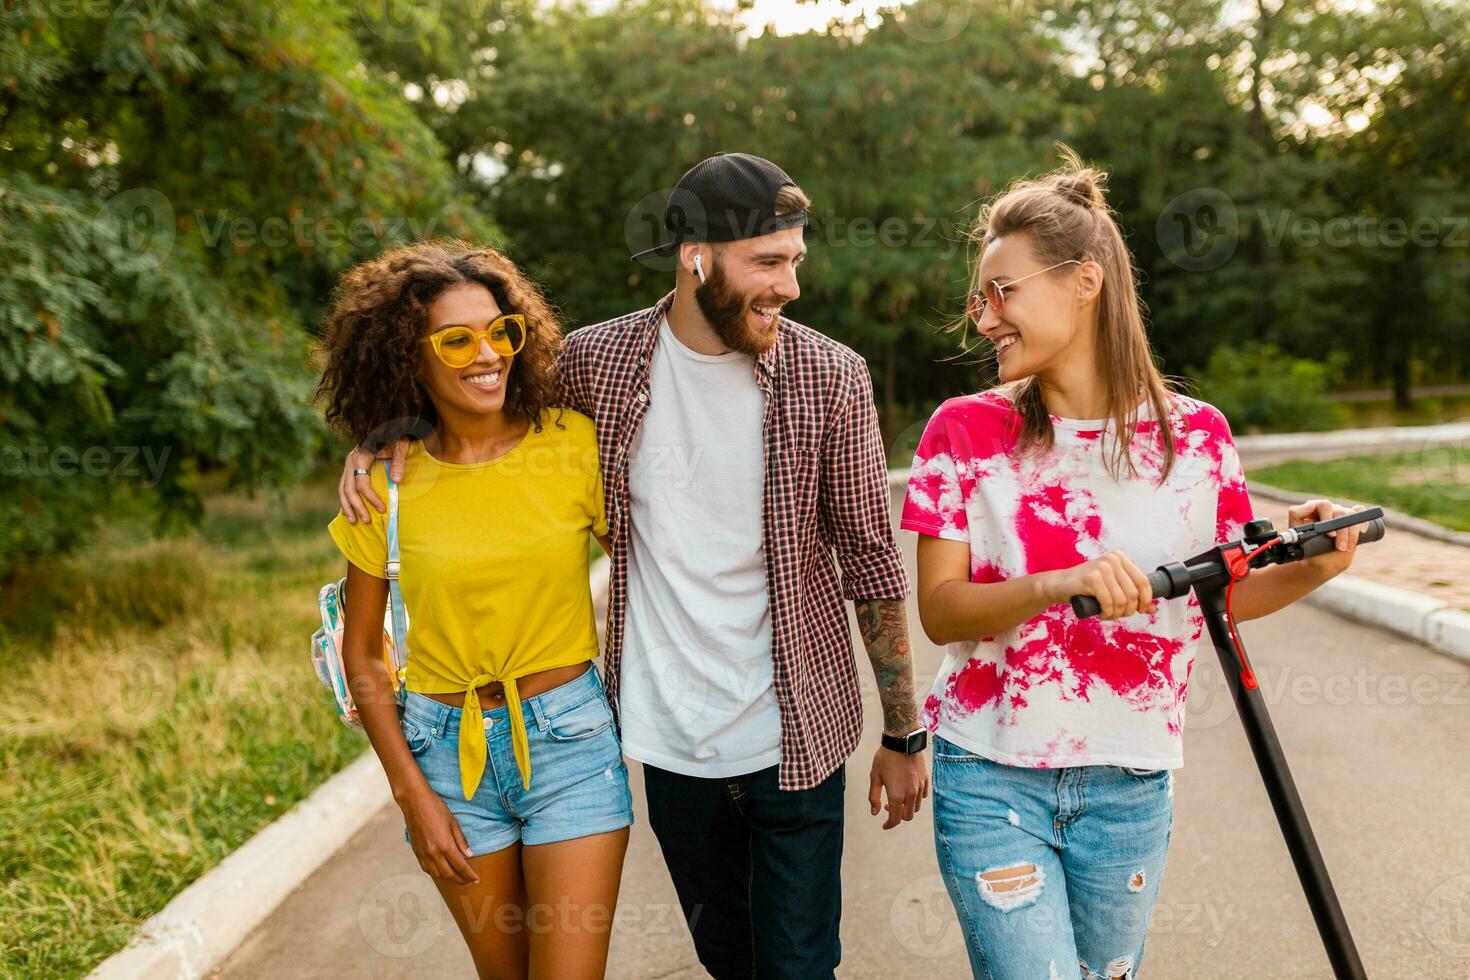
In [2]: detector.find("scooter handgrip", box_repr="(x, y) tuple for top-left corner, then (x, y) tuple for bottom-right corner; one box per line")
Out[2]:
(1071, 568), (1173, 619)
(1299, 517), (1385, 558)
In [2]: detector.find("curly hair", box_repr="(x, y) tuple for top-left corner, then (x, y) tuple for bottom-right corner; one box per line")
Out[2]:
(316, 240), (564, 448)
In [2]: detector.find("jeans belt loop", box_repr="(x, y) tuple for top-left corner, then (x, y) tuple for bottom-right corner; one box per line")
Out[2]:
(529, 688), (550, 732)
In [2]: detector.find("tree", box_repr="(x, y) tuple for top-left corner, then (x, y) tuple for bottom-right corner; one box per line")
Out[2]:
(0, 0), (494, 572)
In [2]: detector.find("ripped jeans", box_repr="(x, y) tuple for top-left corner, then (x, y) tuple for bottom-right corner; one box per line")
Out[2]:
(931, 734), (1175, 980)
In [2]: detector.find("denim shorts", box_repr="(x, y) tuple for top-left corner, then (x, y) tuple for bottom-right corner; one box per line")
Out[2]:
(931, 734), (1174, 980)
(398, 662), (634, 855)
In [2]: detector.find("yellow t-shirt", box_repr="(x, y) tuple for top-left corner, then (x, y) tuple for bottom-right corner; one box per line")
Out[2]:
(328, 408), (607, 800)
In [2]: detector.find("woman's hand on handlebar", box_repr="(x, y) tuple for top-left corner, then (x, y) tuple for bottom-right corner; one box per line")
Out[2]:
(1289, 498), (1367, 579)
(1048, 551), (1158, 620)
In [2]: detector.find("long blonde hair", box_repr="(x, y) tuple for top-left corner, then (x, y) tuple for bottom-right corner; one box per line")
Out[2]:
(966, 146), (1179, 483)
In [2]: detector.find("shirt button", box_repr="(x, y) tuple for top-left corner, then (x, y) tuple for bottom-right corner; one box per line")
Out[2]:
(636, 391), (648, 403)
(484, 716), (494, 730)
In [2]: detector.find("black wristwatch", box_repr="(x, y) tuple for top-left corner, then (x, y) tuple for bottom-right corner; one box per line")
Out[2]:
(881, 728), (929, 754)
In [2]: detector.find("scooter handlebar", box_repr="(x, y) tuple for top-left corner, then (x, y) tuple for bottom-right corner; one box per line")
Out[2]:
(1297, 516), (1385, 559)
(1068, 517), (1386, 620)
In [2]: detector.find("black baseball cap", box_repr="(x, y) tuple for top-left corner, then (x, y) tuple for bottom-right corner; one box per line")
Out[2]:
(630, 152), (808, 263)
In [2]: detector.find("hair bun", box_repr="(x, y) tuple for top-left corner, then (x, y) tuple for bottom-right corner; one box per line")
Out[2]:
(1055, 169), (1106, 210)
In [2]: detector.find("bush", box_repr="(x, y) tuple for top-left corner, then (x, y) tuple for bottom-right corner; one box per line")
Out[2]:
(1189, 343), (1349, 434)
(0, 176), (327, 576)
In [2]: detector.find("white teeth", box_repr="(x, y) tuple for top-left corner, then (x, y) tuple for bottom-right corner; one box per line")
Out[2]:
(465, 372), (501, 388)
(995, 335), (1019, 353)
(752, 305), (778, 320)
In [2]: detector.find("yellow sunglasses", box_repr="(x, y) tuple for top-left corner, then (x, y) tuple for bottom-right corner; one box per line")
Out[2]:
(419, 314), (527, 367)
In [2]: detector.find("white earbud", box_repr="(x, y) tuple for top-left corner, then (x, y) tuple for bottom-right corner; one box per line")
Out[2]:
(693, 253), (706, 284)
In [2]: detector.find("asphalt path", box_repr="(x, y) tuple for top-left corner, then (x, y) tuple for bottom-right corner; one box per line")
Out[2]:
(214, 486), (1470, 979)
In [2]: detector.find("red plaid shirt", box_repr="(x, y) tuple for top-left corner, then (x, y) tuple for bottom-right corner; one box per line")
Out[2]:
(558, 291), (910, 790)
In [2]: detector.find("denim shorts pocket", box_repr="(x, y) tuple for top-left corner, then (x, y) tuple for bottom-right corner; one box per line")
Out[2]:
(401, 717), (433, 755)
(545, 695), (615, 742)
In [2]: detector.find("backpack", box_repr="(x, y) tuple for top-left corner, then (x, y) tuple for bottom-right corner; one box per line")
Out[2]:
(310, 460), (410, 728)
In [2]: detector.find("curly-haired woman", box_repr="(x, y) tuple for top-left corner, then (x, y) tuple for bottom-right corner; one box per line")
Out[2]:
(317, 240), (631, 979)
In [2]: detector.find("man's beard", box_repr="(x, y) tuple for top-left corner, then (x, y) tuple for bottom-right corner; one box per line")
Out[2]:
(693, 258), (779, 356)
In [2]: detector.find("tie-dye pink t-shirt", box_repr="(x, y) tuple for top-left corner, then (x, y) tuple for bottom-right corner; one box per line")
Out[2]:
(900, 390), (1254, 770)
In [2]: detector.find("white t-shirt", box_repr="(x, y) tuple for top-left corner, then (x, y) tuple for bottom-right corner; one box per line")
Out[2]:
(617, 317), (782, 777)
(900, 390), (1255, 770)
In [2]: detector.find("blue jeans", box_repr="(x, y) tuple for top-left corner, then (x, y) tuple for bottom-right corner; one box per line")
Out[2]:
(398, 662), (634, 854)
(931, 734), (1174, 980)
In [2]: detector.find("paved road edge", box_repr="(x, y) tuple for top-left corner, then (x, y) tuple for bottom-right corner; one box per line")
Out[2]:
(1233, 420), (1470, 458)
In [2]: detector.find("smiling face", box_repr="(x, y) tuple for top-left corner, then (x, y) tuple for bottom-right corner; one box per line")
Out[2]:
(972, 233), (1092, 384)
(417, 281), (514, 419)
(693, 226), (805, 355)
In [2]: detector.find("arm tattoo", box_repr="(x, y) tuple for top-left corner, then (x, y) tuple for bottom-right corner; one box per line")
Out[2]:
(854, 597), (919, 736)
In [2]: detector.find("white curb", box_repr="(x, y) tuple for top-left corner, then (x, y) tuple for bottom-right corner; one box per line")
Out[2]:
(1428, 607), (1470, 659)
(1234, 420), (1470, 458)
(88, 555), (612, 980)
(88, 751), (393, 980)
(1303, 576), (1470, 667)
(885, 469), (1470, 666)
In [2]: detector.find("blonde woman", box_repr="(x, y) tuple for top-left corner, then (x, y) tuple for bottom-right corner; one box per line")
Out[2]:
(902, 151), (1365, 979)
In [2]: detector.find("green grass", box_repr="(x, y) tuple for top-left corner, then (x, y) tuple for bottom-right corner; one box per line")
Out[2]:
(1252, 449), (1470, 533)
(0, 473), (363, 979)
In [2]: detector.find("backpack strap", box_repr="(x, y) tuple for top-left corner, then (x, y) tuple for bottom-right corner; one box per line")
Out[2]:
(382, 459), (410, 706)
